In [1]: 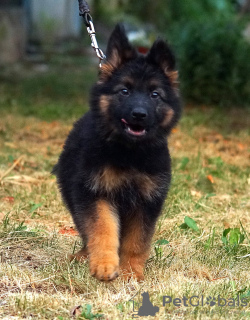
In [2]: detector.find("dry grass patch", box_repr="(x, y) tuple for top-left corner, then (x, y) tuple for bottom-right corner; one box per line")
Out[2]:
(0, 108), (249, 319)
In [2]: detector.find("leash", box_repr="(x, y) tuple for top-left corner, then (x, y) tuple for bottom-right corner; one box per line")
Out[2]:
(78, 0), (106, 68)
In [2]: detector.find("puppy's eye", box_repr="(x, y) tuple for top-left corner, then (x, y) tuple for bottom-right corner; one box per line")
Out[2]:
(120, 88), (129, 96)
(151, 91), (159, 99)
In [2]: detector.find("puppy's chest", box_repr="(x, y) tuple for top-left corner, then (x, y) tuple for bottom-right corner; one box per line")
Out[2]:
(89, 166), (165, 200)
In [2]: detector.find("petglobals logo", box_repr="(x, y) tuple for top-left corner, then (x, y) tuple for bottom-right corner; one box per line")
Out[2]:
(130, 291), (159, 318)
(130, 292), (249, 318)
(163, 295), (248, 308)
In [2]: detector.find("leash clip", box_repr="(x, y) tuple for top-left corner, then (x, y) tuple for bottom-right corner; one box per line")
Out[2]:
(78, 0), (106, 68)
(87, 20), (106, 68)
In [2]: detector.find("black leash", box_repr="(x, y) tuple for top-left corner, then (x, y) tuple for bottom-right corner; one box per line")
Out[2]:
(78, 0), (106, 68)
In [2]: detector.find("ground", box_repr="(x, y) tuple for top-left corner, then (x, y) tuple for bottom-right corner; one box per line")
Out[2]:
(0, 58), (249, 319)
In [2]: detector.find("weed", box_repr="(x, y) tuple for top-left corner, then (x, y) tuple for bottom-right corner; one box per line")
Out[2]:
(222, 228), (245, 254)
(179, 216), (199, 232)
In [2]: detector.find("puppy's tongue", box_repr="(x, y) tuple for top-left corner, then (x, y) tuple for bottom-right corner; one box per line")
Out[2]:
(121, 119), (146, 136)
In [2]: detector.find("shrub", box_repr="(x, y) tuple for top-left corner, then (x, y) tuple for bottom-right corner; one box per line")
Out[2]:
(168, 19), (250, 106)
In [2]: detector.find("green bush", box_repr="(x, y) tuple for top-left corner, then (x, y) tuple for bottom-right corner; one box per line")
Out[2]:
(121, 0), (250, 107)
(169, 20), (250, 106)
(94, 0), (250, 107)
(123, 0), (235, 31)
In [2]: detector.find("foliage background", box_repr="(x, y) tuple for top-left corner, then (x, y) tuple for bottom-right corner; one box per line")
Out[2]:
(92, 0), (250, 107)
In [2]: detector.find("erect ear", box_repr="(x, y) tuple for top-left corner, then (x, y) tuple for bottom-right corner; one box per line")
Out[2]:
(147, 39), (179, 88)
(99, 24), (137, 81)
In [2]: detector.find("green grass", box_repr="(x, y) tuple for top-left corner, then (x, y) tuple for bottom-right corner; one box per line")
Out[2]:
(0, 56), (97, 121)
(0, 58), (249, 319)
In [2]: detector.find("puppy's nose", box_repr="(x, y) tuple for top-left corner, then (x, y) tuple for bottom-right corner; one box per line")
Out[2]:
(131, 108), (148, 120)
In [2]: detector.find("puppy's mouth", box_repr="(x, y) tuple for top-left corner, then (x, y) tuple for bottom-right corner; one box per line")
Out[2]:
(121, 119), (146, 137)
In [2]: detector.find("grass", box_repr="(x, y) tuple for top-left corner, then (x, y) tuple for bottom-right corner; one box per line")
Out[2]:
(0, 57), (250, 319)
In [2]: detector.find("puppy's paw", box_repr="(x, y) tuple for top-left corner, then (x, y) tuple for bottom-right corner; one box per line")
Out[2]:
(90, 256), (119, 281)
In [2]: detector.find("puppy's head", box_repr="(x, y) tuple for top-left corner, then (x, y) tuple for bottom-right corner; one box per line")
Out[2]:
(91, 24), (181, 143)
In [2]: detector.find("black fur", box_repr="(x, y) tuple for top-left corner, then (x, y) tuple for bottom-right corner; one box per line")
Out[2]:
(54, 24), (182, 281)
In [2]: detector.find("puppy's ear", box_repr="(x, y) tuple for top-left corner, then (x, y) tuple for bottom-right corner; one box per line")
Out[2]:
(99, 24), (137, 81)
(147, 39), (178, 88)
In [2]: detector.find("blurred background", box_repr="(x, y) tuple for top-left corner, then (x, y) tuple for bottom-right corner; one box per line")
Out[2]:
(0, 0), (250, 119)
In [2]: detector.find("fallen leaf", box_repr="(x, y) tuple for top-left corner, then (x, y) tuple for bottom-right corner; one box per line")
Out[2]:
(237, 143), (246, 150)
(59, 227), (78, 236)
(207, 175), (214, 184)
(70, 305), (82, 317)
(171, 128), (178, 133)
(3, 196), (14, 203)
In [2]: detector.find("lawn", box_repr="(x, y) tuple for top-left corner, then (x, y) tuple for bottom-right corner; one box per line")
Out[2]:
(0, 58), (249, 319)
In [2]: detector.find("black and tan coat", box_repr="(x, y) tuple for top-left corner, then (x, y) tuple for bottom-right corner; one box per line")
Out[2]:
(54, 24), (181, 281)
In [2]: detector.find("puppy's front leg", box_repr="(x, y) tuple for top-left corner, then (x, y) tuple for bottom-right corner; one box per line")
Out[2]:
(86, 200), (120, 281)
(119, 217), (155, 281)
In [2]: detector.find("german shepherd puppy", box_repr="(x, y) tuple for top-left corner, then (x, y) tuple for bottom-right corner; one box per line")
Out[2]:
(54, 24), (181, 281)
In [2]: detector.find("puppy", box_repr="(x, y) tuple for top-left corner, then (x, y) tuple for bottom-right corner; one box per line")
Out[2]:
(54, 24), (181, 281)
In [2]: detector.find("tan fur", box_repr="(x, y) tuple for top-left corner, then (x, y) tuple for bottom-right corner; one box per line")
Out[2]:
(90, 166), (159, 200)
(86, 200), (120, 281)
(167, 70), (179, 88)
(161, 108), (174, 128)
(99, 62), (116, 81)
(120, 218), (151, 281)
(99, 47), (136, 81)
(136, 174), (159, 200)
(164, 69), (179, 95)
(91, 167), (129, 192)
(99, 95), (110, 114)
(98, 95), (118, 135)
(108, 48), (121, 69)
(99, 49), (121, 81)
